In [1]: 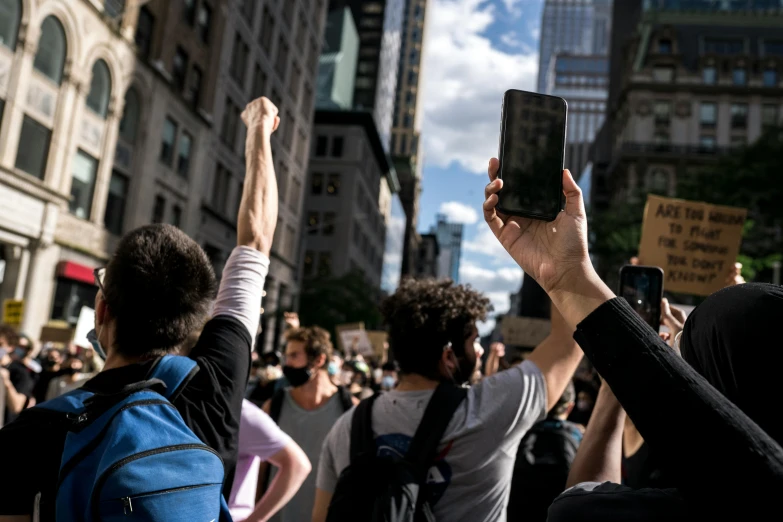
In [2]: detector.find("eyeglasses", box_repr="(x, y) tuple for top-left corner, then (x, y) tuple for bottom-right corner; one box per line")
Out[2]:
(94, 267), (106, 294)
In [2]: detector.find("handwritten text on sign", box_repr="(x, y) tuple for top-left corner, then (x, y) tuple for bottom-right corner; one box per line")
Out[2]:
(638, 195), (746, 296)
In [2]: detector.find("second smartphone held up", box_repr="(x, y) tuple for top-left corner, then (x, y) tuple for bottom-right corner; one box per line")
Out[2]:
(496, 89), (568, 222)
(618, 265), (664, 332)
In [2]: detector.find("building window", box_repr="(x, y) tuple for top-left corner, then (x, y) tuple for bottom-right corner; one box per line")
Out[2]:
(331, 136), (344, 157)
(762, 104), (778, 127)
(276, 162), (288, 206)
(275, 36), (289, 80)
(653, 132), (669, 147)
(703, 66), (717, 85)
(289, 62), (302, 98)
(315, 135), (328, 156)
(33, 16), (67, 85)
(212, 164), (231, 214)
(318, 252), (332, 277)
(303, 251), (315, 277)
(296, 10), (307, 49)
(732, 67), (746, 86)
(177, 132), (192, 178)
(653, 101), (671, 124)
(119, 88), (140, 144)
(357, 61), (376, 75)
(197, 2), (211, 44)
(0, 0), (21, 51)
(403, 113), (412, 127)
(699, 135), (716, 150)
(230, 35), (249, 86)
(15, 115), (51, 179)
(355, 77), (374, 89)
(700, 102), (717, 128)
(183, 0), (196, 25)
(307, 212), (319, 235)
(323, 212), (336, 236)
(327, 173), (340, 195)
(652, 66), (674, 83)
(285, 225), (296, 258)
(289, 177), (301, 213)
(658, 39), (672, 54)
(51, 278), (97, 325)
(70, 150), (98, 219)
(160, 117), (177, 164)
(221, 98), (240, 147)
(307, 37), (318, 74)
(705, 38), (743, 55)
(185, 65), (202, 109)
(311, 172), (323, 194)
(173, 46), (189, 90)
(152, 195), (166, 223)
(295, 129), (307, 165)
(135, 6), (154, 59)
(407, 70), (418, 85)
(171, 205), (182, 228)
(252, 65), (267, 99)
(104, 170), (128, 235)
(86, 60), (112, 119)
(763, 68), (778, 87)
(302, 83), (313, 115)
(731, 103), (748, 129)
(282, 111), (295, 148)
(400, 134), (407, 153)
(260, 7), (275, 52)
(730, 135), (746, 148)
(282, 0), (295, 26)
(241, 0), (256, 24)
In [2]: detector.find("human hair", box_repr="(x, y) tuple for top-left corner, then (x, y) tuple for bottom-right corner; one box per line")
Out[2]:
(0, 324), (19, 348)
(381, 278), (492, 379)
(550, 380), (576, 417)
(285, 326), (333, 368)
(103, 224), (217, 358)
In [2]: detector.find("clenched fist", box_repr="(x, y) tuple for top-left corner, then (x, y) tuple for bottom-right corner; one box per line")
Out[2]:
(241, 96), (280, 134)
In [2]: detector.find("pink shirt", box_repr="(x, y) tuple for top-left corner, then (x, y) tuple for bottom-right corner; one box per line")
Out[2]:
(229, 399), (291, 520)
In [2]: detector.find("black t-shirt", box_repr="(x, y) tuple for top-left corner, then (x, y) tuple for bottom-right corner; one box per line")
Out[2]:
(3, 360), (35, 424)
(0, 315), (250, 518)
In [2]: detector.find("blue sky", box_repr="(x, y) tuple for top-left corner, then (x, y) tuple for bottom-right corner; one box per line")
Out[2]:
(416, 0), (544, 326)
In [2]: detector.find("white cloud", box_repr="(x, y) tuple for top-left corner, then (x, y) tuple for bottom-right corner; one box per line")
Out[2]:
(421, 0), (538, 174)
(459, 261), (522, 294)
(438, 201), (479, 224)
(501, 0), (524, 18)
(462, 227), (511, 263)
(499, 31), (522, 48)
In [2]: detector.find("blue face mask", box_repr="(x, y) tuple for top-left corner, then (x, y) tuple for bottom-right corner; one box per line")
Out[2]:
(381, 375), (396, 390)
(86, 329), (107, 360)
(13, 348), (26, 359)
(327, 362), (339, 376)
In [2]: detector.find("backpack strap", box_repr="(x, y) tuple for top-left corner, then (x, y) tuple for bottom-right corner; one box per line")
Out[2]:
(148, 355), (200, 402)
(349, 393), (380, 463)
(337, 385), (355, 412)
(269, 388), (286, 423)
(405, 383), (467, 478)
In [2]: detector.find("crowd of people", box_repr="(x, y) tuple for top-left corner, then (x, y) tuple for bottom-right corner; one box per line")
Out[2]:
(1, 96), (781, 522)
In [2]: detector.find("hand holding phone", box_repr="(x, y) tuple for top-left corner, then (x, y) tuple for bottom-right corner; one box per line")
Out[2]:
(497, 89), (568, 222)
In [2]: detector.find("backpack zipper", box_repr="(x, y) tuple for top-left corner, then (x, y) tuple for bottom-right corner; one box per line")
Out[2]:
(56, 399), (174, 493)
(91, 444), (223, 521)
(116, 483), (218, 514)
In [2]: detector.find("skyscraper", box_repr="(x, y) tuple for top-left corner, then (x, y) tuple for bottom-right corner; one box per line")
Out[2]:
(432, 214), (463, 282)
(316, 8), (360, 110)
(536, 0), (612, 94)
(328, 0), (406, 152)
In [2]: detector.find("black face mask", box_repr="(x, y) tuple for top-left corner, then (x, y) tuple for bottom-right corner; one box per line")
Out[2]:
(283, 365), (313, 388)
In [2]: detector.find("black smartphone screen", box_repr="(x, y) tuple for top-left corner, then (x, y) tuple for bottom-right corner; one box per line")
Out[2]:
(497, 89), (567, 221)
(619, 266), (664, 331)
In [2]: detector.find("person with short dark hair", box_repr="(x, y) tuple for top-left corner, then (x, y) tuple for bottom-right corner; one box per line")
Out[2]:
(313, 277), (584, 522)
(0, 324), (34, 426)
(259, 326), (358, 522)
(0, 96), (282, 520)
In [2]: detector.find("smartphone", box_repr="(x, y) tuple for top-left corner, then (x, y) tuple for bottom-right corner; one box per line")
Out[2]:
(497, 89), (568, 222)
(618, 265), (664, 331)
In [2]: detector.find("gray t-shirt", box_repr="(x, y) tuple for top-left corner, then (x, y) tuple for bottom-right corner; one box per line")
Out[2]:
(317, 361), (546, 522)
(271, 389), (347, 522)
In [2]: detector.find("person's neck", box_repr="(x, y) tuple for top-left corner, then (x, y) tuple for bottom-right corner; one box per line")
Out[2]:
(290, 370), (337, 411)
(396, 373), (440, 392)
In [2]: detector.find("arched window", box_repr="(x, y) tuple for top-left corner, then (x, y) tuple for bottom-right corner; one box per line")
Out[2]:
(86, 60), (111, 118)
(119, 87), (140, 144)
(648, 168), (669, 194)
(33, 16), (67, 85)
(0, 0), (21, 51)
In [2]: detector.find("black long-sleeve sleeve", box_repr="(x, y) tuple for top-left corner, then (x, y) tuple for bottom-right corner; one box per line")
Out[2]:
(574, 298), (783, 518)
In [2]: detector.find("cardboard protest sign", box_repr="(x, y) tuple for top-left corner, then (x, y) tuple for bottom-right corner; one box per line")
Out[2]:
(40, 325), (73, 345)
(366, 331), (388, 360)
(72, 306), (95, 348)
(335, 322), (373, 357)
(638, 195), (746, 296)
(501, 316), (551, 347)
(2, 299), (23, 328)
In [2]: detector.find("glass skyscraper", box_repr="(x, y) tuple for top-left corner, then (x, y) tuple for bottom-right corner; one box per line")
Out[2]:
(431, 214), (463, 282)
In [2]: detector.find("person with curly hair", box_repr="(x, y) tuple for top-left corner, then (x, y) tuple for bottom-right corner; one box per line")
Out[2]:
(312, 277), (584, 521)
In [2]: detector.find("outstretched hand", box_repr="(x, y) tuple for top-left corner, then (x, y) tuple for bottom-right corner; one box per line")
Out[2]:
(482, 158), (590, 294)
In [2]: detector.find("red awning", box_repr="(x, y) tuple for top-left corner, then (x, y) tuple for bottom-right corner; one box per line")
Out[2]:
(56, 261), (96, 285)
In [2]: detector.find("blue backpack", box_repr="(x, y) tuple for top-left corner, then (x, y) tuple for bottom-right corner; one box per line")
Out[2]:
(36, 355), (232, 521)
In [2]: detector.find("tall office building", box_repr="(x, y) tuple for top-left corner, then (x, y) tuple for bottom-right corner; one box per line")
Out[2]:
(0, 0), (228, 337)
(431, 214), (463, 282)
(316, 7), (360, 110)
(205, 0), (328, 353)
(537, 0), (612, 94)
(392, 0), (429, 278)
(329, 0), (406, 152)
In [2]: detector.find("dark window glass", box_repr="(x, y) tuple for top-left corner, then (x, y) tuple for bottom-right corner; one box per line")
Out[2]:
(15, 115), (51, 179)
(186, 65), (202, 109)
(69, 150), (98, 220)
(135, 7), (154, 59)
(315, 135), (327, 156)
(311, 172), (323, 194)
(173, 46), (188, 90)
(327, 173), (340, 195)
(183, 0), (196, 25)
(160, 117), (177, 164)
(104, 170), (128, 235)
(152, 194), (166, 223)
(197, 3), (212, 44)
(331, 136), (344, 157)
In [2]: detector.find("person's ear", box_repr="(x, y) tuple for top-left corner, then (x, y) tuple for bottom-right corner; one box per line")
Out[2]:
(316, 353), (327, 369)
(439, 347), (457, 377)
